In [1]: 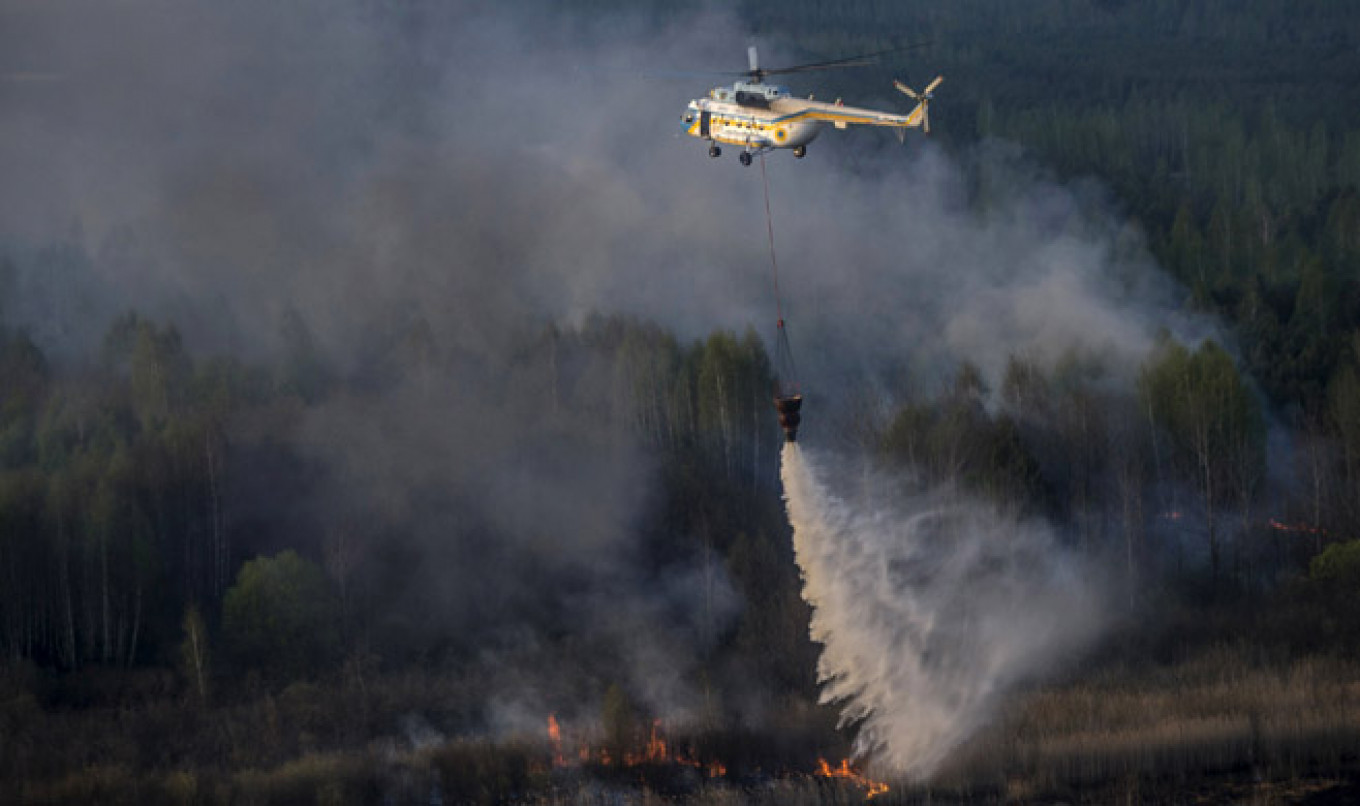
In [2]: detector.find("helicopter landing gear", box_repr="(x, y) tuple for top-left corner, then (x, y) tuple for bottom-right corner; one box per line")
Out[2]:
(708, 143), (721, 158)
(793, 145), (807, 159)
(739, 151), (753, 166)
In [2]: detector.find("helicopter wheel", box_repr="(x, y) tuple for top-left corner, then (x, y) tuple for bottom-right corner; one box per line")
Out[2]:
(739, 151), (753, 166)
(708, 144), (721, 158)
(793, 145), (806, 159)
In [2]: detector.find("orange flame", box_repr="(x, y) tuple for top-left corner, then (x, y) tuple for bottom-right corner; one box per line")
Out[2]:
(1165, 512), (1332, 541)
(547, 714), (565, 768)
(546, 714), (726, 777)
(815, 757), (890, 799)
(1268, 517), (1328, 536)
(626, 718), (667, 764)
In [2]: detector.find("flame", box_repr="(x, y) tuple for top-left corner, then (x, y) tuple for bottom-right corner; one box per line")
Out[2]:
(815, 757), (890, 799)
(1268, 517), (1328, 536)
(647, 719), (667, 761)
(546, 715), (725, 777)
(625, 718), (667, 765)
(672, 750), (725, 778)
(1163, 512), (1332, 541)
(547, 714), (565, 768)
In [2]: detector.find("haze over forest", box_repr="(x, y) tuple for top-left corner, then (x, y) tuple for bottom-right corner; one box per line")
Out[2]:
(3, 1), (1360, 803)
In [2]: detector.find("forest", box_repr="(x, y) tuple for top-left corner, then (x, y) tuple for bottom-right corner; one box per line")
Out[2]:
(3, 1), (1360, 803)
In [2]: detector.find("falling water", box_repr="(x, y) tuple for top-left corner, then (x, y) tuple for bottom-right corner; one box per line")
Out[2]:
(781, 443), (1103, 779)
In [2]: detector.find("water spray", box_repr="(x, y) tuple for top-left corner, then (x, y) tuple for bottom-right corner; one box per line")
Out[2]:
(781, 444), (1103, 779)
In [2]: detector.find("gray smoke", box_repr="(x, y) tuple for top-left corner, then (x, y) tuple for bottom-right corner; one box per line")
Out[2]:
(782, 443), (1104, 779)
(2, 0), (1211, 739)
(1, 2), (1209, 389)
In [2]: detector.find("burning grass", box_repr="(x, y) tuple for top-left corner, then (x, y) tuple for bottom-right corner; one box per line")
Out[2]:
(7, 646), (1360, 803)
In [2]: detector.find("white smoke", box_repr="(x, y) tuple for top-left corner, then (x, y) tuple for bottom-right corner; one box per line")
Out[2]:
(781, 443), (1103, 779)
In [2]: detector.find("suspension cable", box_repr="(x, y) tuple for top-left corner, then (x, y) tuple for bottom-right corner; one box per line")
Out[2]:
(760, 152), (799, 397)
(760, 152), (784, 326)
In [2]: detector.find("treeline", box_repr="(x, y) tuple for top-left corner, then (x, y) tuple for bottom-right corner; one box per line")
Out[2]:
(0, 315), (246, 669)
(992, 95), (1360, 413)
(0, 312), (815, 695)
(8, 302), (1352, 681)
(877, 336), (1322, 595)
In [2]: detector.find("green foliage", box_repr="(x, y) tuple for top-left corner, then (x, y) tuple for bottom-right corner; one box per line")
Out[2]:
(1138, 338), (1264, 468)
(1310, 540), (1360, 590)
(101, 312), (192, 433)
(1139, 336), (1264, 578)
(881, 363), (1045, 509)
(1304, 540), (1360, 646)
(223, 551), (339, 681)
(0, 311), (280, 669)
(694, 327), (775, 485)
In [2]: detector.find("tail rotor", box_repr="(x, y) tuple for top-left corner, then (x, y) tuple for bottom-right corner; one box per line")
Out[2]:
(894, 75), (943, 134)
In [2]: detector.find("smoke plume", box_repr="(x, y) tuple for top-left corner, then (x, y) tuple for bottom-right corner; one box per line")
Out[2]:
(782, 443), (1103, 778)
(1, 0), (1216, 747)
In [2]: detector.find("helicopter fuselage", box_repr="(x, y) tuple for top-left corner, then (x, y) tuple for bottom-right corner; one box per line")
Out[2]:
(682, 80), (927, 159)
(682, 84), (822, 152)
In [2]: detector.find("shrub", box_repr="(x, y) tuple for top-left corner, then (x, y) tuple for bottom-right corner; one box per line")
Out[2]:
(223, 551), (340, 681)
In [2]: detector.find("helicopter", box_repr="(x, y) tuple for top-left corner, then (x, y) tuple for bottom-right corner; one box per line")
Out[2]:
(682, 46), (942, 165)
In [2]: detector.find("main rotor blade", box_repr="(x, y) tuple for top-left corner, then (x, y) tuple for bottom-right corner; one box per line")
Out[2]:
(759, 43), (929, 76)
(924, 75), (944, 94)
(764, 59), (876, 75)
(748, 45), (759, 72)
(575, 65), (736, 80)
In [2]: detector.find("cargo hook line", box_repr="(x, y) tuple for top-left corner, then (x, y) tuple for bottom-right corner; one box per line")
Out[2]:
(762, 152), (802, 440)
(760, 152), (784, 326)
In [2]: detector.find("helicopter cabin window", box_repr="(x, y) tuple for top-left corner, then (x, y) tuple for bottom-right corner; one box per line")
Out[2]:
(734, 90), (771, 109)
